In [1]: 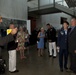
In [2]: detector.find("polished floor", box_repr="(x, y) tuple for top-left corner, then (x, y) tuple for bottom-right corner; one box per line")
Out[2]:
(2, 45), (71, 75)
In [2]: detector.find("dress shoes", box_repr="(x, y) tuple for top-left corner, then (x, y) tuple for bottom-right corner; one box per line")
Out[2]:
(60, 68), (63, 72)
(53, 56), (56, 58)
(9, 70), (19, 73)
(49, 55), (52, 57)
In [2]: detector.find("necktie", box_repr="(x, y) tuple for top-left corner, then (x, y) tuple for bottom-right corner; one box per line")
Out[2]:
(69, 27), (74, 34)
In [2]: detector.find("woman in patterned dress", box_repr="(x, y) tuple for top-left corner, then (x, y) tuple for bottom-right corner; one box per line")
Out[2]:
(17, 27), (26, 59)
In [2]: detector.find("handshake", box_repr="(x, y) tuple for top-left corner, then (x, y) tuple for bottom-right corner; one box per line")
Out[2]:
(11, 28), (18, 35)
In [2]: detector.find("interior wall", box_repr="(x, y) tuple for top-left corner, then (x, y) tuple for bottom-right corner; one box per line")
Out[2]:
(0, 0), (27, 20)
(36, 13), (72, 30)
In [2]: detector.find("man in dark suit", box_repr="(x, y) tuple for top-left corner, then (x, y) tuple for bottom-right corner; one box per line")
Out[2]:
(0, 16), (18, 57)
(57, 21), (69, 72)
(68, 18), (76, 75)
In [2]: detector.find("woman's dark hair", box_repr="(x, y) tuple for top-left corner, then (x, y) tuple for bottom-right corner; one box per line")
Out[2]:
(63, 21), (69, 25)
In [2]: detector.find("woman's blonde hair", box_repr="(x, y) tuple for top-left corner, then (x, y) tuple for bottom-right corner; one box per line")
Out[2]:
(19, 26), (24, 31)
(41, 27), (44, 30)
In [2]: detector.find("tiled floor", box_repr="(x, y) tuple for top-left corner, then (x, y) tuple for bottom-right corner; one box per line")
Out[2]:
(1, 45), (71, 75)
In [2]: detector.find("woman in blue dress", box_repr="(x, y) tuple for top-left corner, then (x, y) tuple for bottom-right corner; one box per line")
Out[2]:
(37, 27), (45, 56)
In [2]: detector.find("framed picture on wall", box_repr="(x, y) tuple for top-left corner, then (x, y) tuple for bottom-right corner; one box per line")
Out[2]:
(61, 17), (67, 24)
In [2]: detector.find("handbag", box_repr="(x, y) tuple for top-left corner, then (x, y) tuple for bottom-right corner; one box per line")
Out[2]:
(37, 38), (40, 41)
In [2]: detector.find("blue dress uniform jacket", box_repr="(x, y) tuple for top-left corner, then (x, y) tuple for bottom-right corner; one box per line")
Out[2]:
(57, 29), (68, 50)
(57, 28), (68, 70)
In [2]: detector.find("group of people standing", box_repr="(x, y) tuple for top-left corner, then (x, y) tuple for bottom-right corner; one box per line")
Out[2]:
(37, 23), (57, 57)
(0, 16), (76, 75)
(37, 18), (76, 75)
(58, 18), (76, 75)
